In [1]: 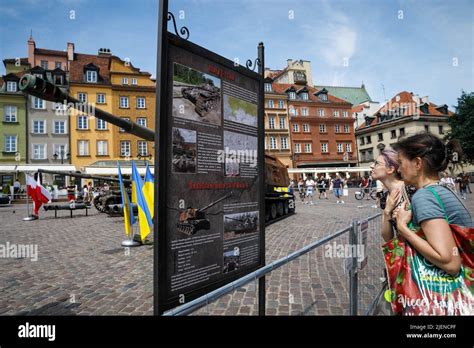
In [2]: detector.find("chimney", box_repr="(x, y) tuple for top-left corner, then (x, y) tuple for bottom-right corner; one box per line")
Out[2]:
(98, 48), (112, 56)
(287, 59), (293, 67)
(28, 34), (35, 67)
(67, 42), (74, 61)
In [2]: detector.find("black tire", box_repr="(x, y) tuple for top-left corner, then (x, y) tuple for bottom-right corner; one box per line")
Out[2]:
(270, 203), (277, 220)
(284, 201), (289, 215)
(276, 202), (284, 216)
(370, 190), (378, 200)
(354, 191), (364, 200)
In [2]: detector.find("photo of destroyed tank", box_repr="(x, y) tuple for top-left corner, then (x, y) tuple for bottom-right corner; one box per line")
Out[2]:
(172, 127), (197, 173)
(172, 62), (221, 126)
(223, 247), (240, 274)
(223, 211), (259, 240)
(176, 192), (232, 236)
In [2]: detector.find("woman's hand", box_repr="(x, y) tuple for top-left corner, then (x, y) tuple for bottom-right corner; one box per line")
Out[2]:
(395, 201), (412, 232)
(384, 188), (401, 214)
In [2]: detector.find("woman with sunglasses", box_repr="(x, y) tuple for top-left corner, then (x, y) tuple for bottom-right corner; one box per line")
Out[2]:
(369, 148), (413, 242)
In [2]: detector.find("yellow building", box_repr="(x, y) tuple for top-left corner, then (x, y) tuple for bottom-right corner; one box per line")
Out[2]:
(110, 56), (155, 161)
(69, 49), (115, 169)
(263, 78), (293, 168)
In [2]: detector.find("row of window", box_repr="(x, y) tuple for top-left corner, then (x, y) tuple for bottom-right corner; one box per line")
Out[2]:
(76, 116), (147, 130)
(28, 120), (67, 134)
(4, 107), (147, 132)
(359, 125), (444, 146)
(77, 140), (148, 157)
(287, 107), (349, 118)
(121, 77), (139, 85)
(14, 140), (150, 158)
(77, 93), (147, 109)
(40, 60), (63, 70)
(1, 136), (68, 158)
(294, 142), (352, 154)
(292, 123), (351, 133)
(31, 144), (68, 160)
(266, 100), (285, 109)
(265, 136), (352, 153)
(264, 83), (330, 102)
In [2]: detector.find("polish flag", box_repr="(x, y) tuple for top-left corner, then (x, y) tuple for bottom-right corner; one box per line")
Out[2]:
(26, 174), (51, 216)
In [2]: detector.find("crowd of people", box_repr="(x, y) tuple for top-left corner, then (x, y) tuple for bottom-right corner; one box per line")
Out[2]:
(66, 181), (110, 204)
(291, 173), (350, 205)
(289, 153), (471, 209)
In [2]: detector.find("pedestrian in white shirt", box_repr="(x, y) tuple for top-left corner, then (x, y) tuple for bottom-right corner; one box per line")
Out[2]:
(305, 176), (316, 205)
(440, 171), (456, 190)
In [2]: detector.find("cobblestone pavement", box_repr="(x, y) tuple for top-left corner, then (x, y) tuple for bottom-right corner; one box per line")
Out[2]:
(1, 188), (473, 316)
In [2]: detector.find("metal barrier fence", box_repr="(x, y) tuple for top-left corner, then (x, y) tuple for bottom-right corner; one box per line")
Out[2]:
(164, 212), (385, 316)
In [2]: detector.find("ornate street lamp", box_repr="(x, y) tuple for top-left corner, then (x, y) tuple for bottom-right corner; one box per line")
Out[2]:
(53, 150), (70, 164)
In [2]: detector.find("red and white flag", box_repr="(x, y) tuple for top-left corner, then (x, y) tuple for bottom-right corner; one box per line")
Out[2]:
(26, 174), (51, 216)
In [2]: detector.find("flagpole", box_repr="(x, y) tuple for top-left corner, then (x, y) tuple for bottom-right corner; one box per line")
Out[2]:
(23, 172), (36, 221)
(121, 178), (140, 247)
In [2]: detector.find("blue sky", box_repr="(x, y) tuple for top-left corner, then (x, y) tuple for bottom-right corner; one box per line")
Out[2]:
(0, 0), (472, 108)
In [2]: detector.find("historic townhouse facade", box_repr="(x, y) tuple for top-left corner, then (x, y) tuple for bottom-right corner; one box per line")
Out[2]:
(68, 47), (115, 170)
(0, 63), (27, 186)
(110, 56), (155, 162)
(263, 78), (292, 168)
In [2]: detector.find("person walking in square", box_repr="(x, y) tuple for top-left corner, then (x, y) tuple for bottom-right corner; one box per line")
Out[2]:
(317, 175), (328, 200)
(332, 174), (344, 204)
(305, 176), (316, 205)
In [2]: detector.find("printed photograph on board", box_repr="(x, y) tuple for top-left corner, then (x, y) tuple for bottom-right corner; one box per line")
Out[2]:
(172, 63), (222, 126)
(172, 127), (197, 174)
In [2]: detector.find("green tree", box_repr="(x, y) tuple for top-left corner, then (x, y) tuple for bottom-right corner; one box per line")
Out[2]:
(447, 91), (474, 164)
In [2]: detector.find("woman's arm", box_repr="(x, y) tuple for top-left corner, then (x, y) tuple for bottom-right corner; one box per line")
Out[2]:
(381, 211), (394, 242)
(396, 202), (461, 275)
(381, 189), (401, 242)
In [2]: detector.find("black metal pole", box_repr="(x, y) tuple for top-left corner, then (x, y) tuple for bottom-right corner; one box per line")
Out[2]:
(257, 42), (266, 316)
(349, 219), (358, 315)
(154, 0), (169, 316)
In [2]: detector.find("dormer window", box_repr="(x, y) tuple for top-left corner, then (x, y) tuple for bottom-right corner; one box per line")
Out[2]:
(6, 81), (17, 92)
(54, 75), (63, 85)
(301, 92), (309, 100)
(435, 104), (448, 115)
(319, 94), (328, 101)
(86, 70), (97, 83)
(264, 83), (272, 92)
(420, 103), (429, 114)
(289, 91), (296, 100)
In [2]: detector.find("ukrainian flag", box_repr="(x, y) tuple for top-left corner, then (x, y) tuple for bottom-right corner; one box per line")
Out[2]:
(132, 161), (153, 241)
(118, 163), (135, 236)
(143, 164), (154, 219)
